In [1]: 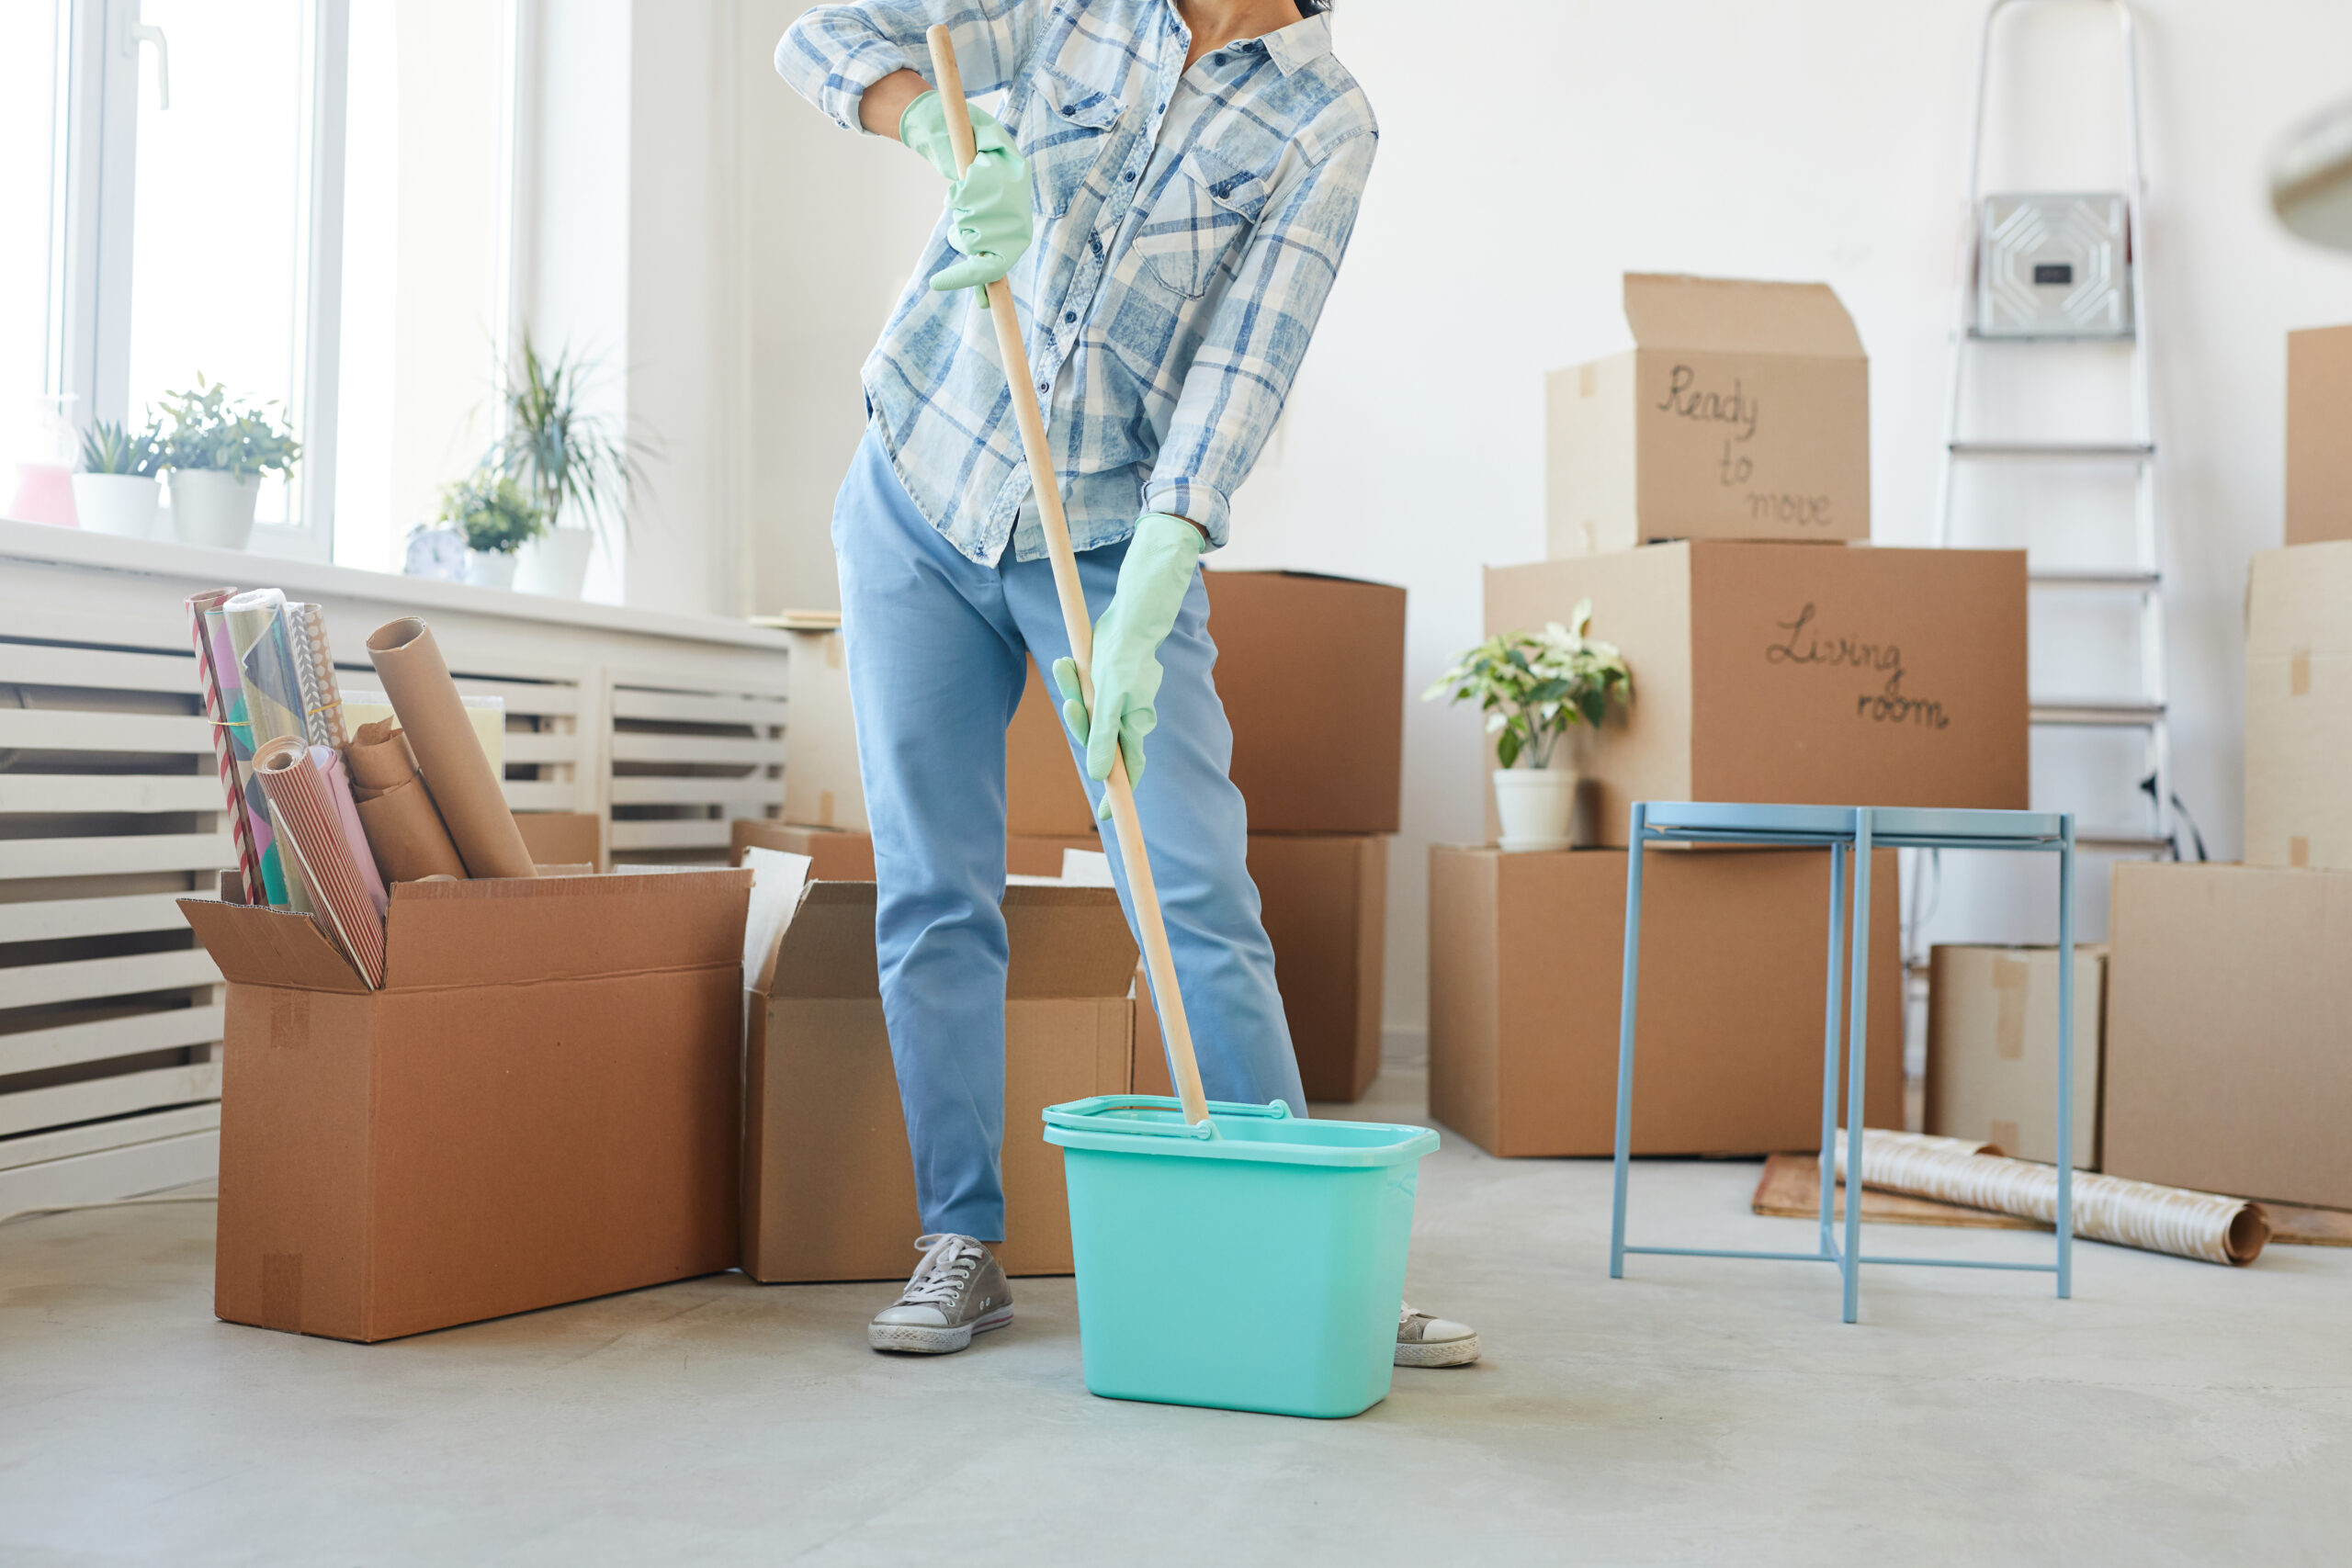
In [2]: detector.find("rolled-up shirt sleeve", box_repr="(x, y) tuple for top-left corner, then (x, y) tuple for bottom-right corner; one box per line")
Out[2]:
(1142, 125), (1377, 547)
(775, 0), (1041, 134)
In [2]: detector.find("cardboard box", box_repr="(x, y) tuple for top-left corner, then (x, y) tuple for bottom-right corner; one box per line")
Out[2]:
(514, 810), (604, 872)
(2104, 862), (2352, 1209)
(2245, 542), (2352, 870)
(741, 879), (1136, 1281)
(181, 870), (752, 1343)
(1201, 571), (1407, 834)
(781, 623), (865, 831)
(1007, 658), (1100, 837)
(1102, 834), (1388, 1105)
(1925, 944), (2107, 1169)
(1428, 845), (1902, 1157)
(731, 818), (877, 882)
(2286, 323), (2352, 547)
(1546, 274), (1870, 557)
(1485, 542), (2029, 845)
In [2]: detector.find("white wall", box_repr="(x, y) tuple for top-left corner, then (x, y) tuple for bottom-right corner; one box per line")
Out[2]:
(731, 0), (2352, 1042)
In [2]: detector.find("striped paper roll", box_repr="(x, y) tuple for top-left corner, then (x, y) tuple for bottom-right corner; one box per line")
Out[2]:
(254, 736), (387, 988)
(187, 588), (266, 902)
(199, 603), (292, 907)
(1837, 1129), (2268, 1267)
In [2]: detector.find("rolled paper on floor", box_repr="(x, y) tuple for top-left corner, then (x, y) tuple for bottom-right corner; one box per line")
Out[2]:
(311, 744), (389, 918)
(254, 736), (387, 988)
(365, 617), (537, 879)
(1836, 1128), (2268, 1267)
(187, 588), (266, 903)
(345, 718), (467, 883)
(199, 601), (292, 907)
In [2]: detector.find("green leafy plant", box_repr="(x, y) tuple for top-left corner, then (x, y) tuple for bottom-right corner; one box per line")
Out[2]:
(490, 336), (652, 543)
(78, 419), (166, 478)
(154, 378), (301, 479)
(1424, 600), (1633, 770)
(437, 468), (547, 556)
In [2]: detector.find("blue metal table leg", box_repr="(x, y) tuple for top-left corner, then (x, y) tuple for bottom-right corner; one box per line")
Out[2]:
(1610, 805), (1648, 1280)
(1840, 812), (1873, 1324)
(1817, 840), (1848, 1258)
(2055, 814), (2076, 1300)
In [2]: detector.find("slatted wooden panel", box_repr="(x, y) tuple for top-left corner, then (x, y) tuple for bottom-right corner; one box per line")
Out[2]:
(606, 675), (789, 862)
(0, 620), (232, 1208)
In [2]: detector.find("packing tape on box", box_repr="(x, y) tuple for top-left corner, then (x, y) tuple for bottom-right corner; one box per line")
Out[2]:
(1836, 1129), (2268, 1267)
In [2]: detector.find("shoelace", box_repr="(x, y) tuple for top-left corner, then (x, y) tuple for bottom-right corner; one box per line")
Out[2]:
(898, 1233), (983, 1308)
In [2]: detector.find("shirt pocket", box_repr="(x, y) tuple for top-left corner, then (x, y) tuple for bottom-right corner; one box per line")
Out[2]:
(1025, 69), (1123, 219)
(1133, 144), (1272, 300)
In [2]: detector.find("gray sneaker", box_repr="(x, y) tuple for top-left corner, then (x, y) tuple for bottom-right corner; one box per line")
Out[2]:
(868, 1234), (1014, 1354)
(1396, 1302), (1480, 1368)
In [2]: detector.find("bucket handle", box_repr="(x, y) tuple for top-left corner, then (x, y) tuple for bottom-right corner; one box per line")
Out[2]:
(1042, 1097), (1290, 1141)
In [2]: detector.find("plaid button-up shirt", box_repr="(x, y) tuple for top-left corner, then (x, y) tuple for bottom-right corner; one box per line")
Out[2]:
(778, 1), (1377, 565)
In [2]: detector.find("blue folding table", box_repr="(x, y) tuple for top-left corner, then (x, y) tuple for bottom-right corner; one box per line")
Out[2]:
(1608, 802), (2078, 1323)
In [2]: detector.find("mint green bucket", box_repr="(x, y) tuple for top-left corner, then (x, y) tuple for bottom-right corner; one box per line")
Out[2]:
(1042, 1095), (1440, 1418)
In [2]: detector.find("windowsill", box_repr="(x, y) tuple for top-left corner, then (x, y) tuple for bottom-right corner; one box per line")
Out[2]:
(0, 516), (787, 651)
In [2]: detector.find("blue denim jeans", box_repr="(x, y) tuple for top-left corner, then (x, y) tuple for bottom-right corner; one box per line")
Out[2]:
(831, 428), (1305, 1241)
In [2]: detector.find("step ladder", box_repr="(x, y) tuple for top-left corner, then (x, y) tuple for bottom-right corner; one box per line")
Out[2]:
(1935, 0), (2177, 859)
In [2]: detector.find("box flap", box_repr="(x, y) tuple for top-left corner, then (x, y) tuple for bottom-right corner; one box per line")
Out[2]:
(754, 881), (1136, 1001)
(382, 869), (752, 989)
(1623, 273), (1863, 358)
(177, 898), (372, 993)
(1003, 885), (1137, 998)
(743, 846), (815, 994)
(1199, 567), (1402, 591)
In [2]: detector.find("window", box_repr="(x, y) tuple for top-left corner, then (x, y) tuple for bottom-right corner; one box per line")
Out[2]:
(6, 0), (520, 568)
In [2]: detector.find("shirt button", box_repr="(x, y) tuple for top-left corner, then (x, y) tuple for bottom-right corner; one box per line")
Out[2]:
(1063, 311), (1077, 323)
(1038, 380), (1050, 394)
(1157, 102), (1167, 113)
(1124, 170), (1136, 183)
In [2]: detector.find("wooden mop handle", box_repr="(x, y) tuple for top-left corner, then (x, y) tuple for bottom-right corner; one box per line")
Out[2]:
(925, 27), (1213, 1128)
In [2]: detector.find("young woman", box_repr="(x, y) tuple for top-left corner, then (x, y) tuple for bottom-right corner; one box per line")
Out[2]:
(778, 0), (1477, 1369)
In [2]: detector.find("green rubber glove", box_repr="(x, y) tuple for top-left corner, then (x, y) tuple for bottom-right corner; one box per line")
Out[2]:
(898, 90), (1034, 292)
(1054, 513), (1206, 818)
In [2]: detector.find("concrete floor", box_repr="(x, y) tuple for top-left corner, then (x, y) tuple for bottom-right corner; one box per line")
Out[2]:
(4, 1067), (2348, 1566)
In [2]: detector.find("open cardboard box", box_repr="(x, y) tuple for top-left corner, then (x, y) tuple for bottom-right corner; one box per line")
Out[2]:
(181, 868), (752, 1343)
(739, 851), (1136, 1281)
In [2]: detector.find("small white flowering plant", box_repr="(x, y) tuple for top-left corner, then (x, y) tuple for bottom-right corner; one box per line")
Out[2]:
(1423, 599), (1633, 769)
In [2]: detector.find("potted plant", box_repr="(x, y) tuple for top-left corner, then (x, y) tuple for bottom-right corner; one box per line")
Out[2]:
(492, 337), (650, 598)
(437, 468), (546, 591)
(1426, 600), (1632, 852)
(71, 419), (166, 537)
(156, 378), (300, 549)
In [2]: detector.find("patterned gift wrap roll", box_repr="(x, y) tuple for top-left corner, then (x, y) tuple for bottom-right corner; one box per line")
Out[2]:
(186, 588), (266, 902)
(198, 602), (292, 907)
(254, 736), (387, 988)
(1837, 1129), (2268, 1266)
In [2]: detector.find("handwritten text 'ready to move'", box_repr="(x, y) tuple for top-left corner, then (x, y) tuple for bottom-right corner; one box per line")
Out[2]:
(1765, 604), (1950, 729)
(1656, 364), (1834, 528)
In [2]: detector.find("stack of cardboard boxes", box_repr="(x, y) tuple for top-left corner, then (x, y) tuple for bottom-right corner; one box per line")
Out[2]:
(743, 571), (1411, 1112)
(2096, 322), (2352, 1213)
(1431, 274), (2030, 1156)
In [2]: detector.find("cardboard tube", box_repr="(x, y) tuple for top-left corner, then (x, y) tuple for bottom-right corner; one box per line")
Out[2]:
(365, 618), (537, 879)
(345, 718), (467, 883)
(1837, 1129), (2268, 1267)
(255, 736), (386, 988)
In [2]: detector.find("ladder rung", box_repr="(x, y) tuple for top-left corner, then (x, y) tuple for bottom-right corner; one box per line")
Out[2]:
(2031, 700), (2166, 728)
(1949, 441), (2155, 460)
(2073, 830), (2174, 854)
(2029, 569), (2163, 591)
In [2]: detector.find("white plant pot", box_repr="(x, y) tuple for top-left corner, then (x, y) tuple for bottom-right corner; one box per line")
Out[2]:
(169, 470), (262, 549)
(1493, 766), (1577, 852)
(464, 549), (521, 591)
(514, 528), (594, 598)
(70, 473), (162, 538)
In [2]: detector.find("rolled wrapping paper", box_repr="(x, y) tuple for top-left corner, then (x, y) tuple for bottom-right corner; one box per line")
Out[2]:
(225, 589), (320, 913)
(187, 589), (266, 904)
(285, 602), (350, 748)
(311, 745), (389, 918)
(345, 717), (467, 882)
(200, 603), (293, 907)
(1836, 1129), (2269, 1267)
(254, 736), (386, 987)
(365, 617), (537, 879)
